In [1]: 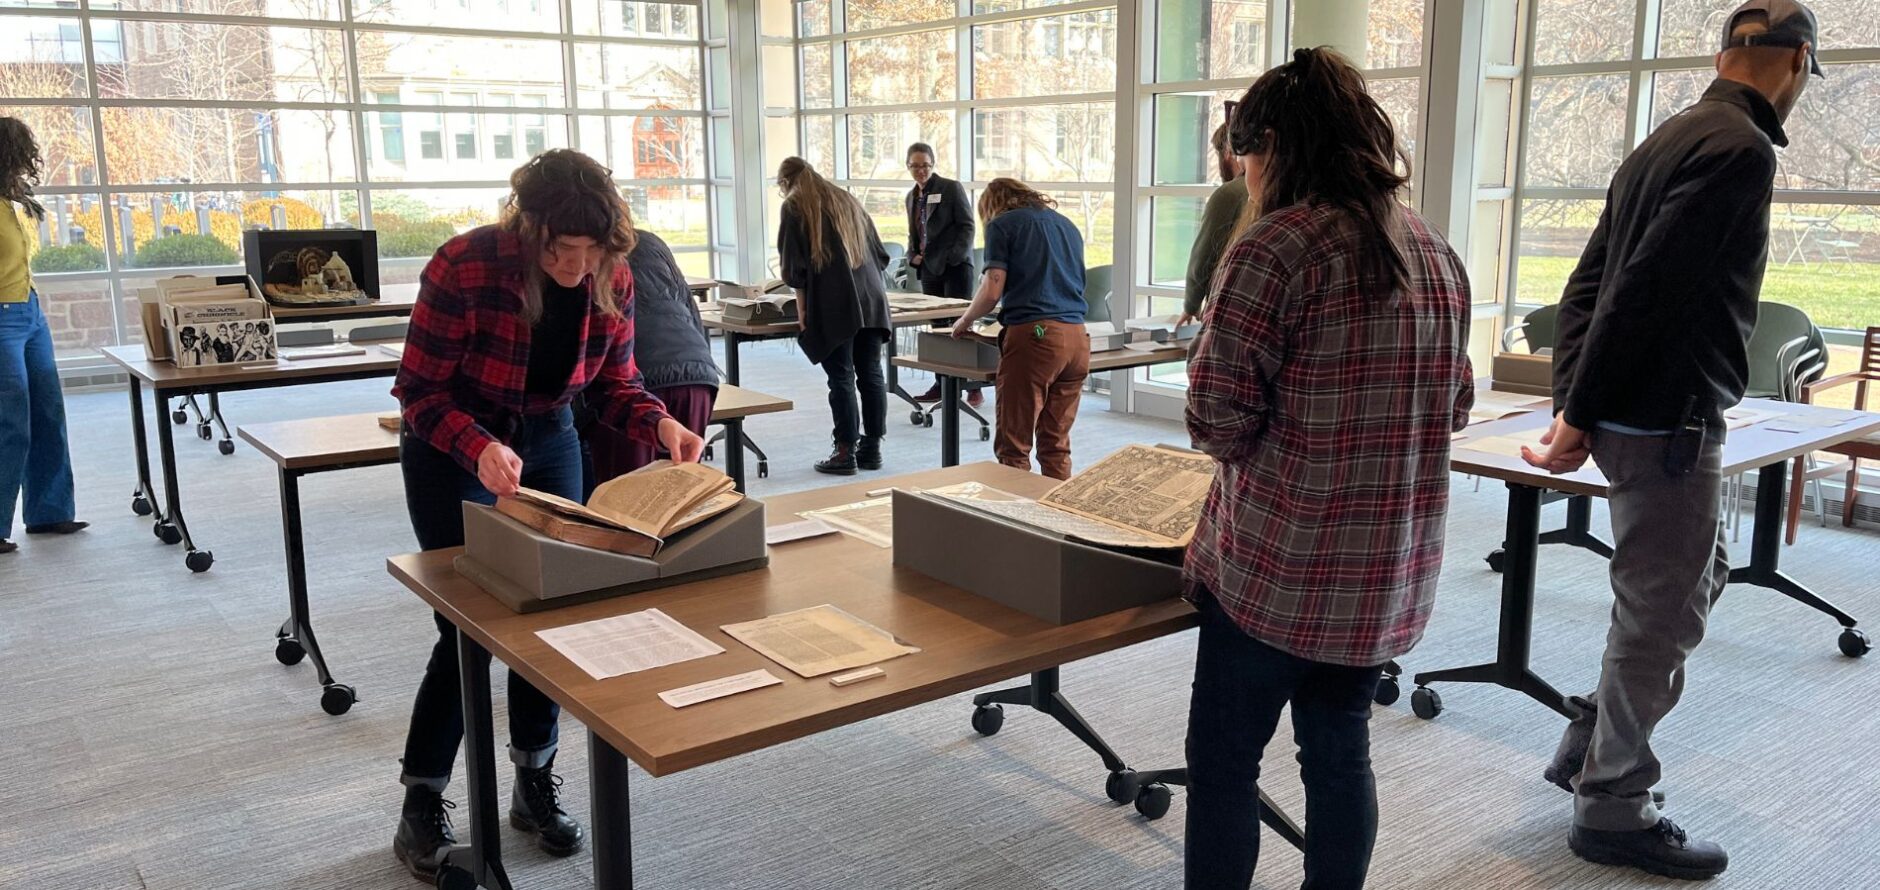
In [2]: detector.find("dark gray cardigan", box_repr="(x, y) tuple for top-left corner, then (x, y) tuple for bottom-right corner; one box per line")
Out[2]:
(626, 231), (719, 391)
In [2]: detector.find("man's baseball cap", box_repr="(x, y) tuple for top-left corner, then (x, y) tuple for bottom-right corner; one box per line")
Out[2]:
(1722, 0), (1825, 77)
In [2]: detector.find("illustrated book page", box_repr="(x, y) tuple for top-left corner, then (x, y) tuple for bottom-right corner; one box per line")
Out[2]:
(720, 604), (918, 678)
(1035, 444), (1215, 547)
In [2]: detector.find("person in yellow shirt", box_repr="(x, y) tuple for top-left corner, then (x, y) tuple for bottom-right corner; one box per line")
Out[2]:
(1, 117), (85, 555)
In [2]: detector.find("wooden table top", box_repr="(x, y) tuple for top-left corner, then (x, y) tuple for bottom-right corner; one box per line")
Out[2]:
(101, 342), (403, 391)
(1453, 395), (1880, 498)
(702, 303), (969, 336)
(268, 292), (417, 321)
(893, 342), (1192, 384)
(238, 384), (792, 471)
(386, 463), (1198, 777)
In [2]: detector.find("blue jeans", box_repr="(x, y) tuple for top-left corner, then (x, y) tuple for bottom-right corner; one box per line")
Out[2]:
(397, 406), (583, 788)
(0, 290), (77, 540)
(1185, 588), (1382, 890)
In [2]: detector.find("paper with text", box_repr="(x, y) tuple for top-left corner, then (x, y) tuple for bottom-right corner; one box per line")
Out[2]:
(536, 609), (724, 681)
(1037, 445), (1214, 546)
(658, 669), (783, 708)
(721, 605), (919, 678)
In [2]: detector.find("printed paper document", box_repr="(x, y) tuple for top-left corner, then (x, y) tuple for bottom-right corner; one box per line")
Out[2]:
(658, 669), (783, 708)
(536, 609), (724, 680)
(721, 605), (919, 678)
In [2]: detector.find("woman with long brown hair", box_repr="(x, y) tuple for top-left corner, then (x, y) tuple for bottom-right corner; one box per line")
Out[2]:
(775, 156), (892, 475)
(946, 177), (1087, 479)
(389, 148), (704, 882)
(0, 116), (85, 556)
(1181, 48), (1474, 889)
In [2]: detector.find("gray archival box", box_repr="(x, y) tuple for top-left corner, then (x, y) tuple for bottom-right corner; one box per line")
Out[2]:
(891, 490), (1183, 625)
(454, 498), (769, 613)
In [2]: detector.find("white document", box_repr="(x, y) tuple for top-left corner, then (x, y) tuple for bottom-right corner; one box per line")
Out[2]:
(1725, 406), (1783, 430)
(721, 604), (919, 678)
(279, 344), (367, 361)
(657, 669), (783, 708)
(535, 609), (724, 681)
(1768, 410), (1862, 431)
(1456, 435), (1536, 459)
(379, 342), (406, 358)
(766, 517), (841, 545)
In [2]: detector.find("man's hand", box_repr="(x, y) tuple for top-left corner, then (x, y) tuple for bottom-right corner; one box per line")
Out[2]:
(1175, 312), (1196, 331)
(911, 253), (922, 267)
(476, 442), (524, 497)
(658, 417), (706, 463)
(1521, 415), (1592, 475)
(949, 317), (974, 339)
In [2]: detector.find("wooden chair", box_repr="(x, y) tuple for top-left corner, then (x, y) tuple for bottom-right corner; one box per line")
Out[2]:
(1787, 326), (1880, 544)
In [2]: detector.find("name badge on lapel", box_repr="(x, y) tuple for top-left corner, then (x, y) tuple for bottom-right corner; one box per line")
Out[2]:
(926, 193), (942, 204)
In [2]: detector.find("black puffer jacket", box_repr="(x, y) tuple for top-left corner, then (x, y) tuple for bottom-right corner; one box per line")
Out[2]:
(626, 231), (720, 390)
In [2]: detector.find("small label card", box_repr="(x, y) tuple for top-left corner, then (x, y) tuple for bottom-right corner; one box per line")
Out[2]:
(658, 669), (784, 709)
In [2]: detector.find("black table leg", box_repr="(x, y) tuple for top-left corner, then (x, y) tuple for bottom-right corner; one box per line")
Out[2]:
(886, 327), (924, 412)
(275, 468), (355, 715)
(207, 391), (234, 455)
(1536, 496), (1614, 558)
(152, 390), (213, 571)
(723, 331), (743, 386)
(437, 630), (516, 890)
(1728, 462), (1867, 656)
(1413, 483), (1574, 720)
(722, 418), (747, 492)
(127, 378), (164, 523)
(939, 375), (961, 467)
(590, 729), (635, 889)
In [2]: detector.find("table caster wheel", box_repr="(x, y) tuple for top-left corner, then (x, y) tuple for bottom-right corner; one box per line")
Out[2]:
(923, 414), (935, 428)
(1485, 549), (1507, 573)
(196, 422), (213, 441)
(217, 439), (235, 455)
(1135, 783), (1172, 820)
(910, 410), (927, 426)
(185, 549), (214, 573)
(131, 495), (154, 516)
(971, 703), (1004, 736)
(172, 408), (188, 425)
(1411, 686), (1443, 720)
(702, 446), (715, 462)
(1105, 770), (1138, 804)
(758, 461), (769, 479)
(321, 684), (357, 716)
(979, 427), (991, 441)
(275, 638), (306, 666)
(1839, 627), (1872, 658)
(1374, 674), (1401, 707)
(155, 522), (182, 545)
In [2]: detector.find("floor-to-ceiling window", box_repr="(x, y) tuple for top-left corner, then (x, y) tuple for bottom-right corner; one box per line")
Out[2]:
(2, 0), (713, 374)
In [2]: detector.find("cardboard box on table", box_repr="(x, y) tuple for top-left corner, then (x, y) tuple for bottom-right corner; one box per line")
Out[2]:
(916, 330), (1001, 370)
(1491, 352), (1553, 398)
(890, 491), (1183, 626)
(454, 499), (769, 613)
(136, 274), (278, 366)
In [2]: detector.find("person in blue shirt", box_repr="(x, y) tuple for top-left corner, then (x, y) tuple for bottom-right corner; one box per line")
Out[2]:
(948, 178), (1087, 479)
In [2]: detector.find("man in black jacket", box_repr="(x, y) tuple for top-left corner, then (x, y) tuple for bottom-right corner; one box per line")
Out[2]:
(905, 142), (983, 406)
(1523, 1), (1820, 881)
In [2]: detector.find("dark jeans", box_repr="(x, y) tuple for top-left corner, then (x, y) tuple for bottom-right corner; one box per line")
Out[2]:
(1185, 588), (1382, 890)
(398, 406), (583, 788)
(821, 327), (889, 447)
(917, 261), (974, 298)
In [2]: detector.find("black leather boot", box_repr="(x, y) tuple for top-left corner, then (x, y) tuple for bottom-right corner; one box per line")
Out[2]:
(392, 785), (458, 882)
(1570, 817), (1727, 880)
(856, 437), (883, 471)
(815, 443), (858, 476)
(511, 761), (584, 856)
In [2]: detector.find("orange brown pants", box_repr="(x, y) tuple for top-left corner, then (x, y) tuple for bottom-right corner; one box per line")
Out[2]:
(995, 319), (1090, 480)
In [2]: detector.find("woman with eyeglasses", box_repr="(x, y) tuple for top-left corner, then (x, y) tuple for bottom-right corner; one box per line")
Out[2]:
(389, 149), (704, 883)
(1182, 48), (1474, 889)
(775, 156), (894, 475)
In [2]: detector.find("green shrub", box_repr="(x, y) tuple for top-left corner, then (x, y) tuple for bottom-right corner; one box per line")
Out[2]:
(30, 243), (106, 273)
(133, 233), (240, 268)
(375, 217), (458, 259)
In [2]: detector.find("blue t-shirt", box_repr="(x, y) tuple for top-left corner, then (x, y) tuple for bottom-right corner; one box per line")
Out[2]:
(984, 206), (1086, 326)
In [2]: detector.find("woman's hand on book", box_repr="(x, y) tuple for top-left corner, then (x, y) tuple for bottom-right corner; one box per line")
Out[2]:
(658, 417), (706, 463)
(477, 442), (524, 497)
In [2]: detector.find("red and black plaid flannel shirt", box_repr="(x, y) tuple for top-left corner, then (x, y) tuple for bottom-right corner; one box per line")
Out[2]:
(393, 226), (670, 473)
(1184, 203), (1475, 667)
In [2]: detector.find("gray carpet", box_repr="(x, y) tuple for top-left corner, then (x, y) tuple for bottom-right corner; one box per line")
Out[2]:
(3, 336), (1878, 890)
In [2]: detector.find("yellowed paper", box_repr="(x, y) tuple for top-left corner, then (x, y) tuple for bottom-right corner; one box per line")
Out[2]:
(514, 461), (735, 538)
(1456, 435), (1536, 459)
(942, 495), (1175, 549)
(720, 604), (919, 679)
(798, 481), (1017, 548)
(1037, 444), (1214, 546)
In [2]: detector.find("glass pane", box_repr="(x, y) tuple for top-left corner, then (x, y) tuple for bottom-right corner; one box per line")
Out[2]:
(1484, 0), (1520, 67)
(709, 117), (732, 177)
(1660, 0), (1880, 57)
(572, 1), (701, 39)
(802, 43), (833, 108)
(1515, 198), (1603, 306)
(971, 103), (1113, 184)
(798, 0), (830, 38)
(1477, 78), (1514, 188)
(709, 46), (731, 111)
(854, 185), (912, 251)
(1, 17), (90, 97)
(1149, 196), (1206, 287)
(88, 0), (342, 17)
(1777, 63), (1880, 193)
(845, 109), (955, 180)
(1367, 0), (1425, 70)
(374, 96), (569, 181)
(1532, 0), (1634, 66)
(975, 0), (1081, 12)
(0, 105), (95, 185)
(576, 115), (703, 180)
(360, 32), (565, 107)
(974, 10), (1117, 100)
(367, 187), (507, 260)
(847, 30), (956, 106)
(105, 189), (359, 268)
(1766, 204), (1880, 331)
(623, 184), (708, 249)
(356, 0), (561, 32)
(1156, 0), (1267, 83)
(93, 20), (348, 103)
(759, 0), (793, 39)
(762, 43), (794, 109)
(762, 114), (795, 172)
(1648, 68), (1710, 132)
(711, 184), (735, 247)
(846, 0), (951, 32)
(100, 107), (356, 185)
(1468, 200), (1505, 305)
(1524, 74), (1629, 189)
(674, 249), (712, 277)
(32, 278), (120, 360)
(1150, 90), (1244, 186)
(1370, 76), (1421, 173)
(802, 115), (834, 171)
(574, 43), (702, 110)
(1047, 189), (1114, 266)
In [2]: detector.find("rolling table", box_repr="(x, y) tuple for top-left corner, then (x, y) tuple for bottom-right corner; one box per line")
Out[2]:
(236, 386), (792, 715)
(894, 342), (1193, 467)
(1411, 396), (1880, 721)
(388, 463), (1305, 890)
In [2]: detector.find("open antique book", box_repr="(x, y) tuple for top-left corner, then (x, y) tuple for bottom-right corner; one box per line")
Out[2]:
(934, 444), (1215, 549)
(498, 461), (741, 558)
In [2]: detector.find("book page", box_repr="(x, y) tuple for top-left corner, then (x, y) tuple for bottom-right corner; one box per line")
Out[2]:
(798, 481), (1018, 547)
(1037, 445), (1214, 546)
(720, 604), (919, 678)
(588, 462), (734, 535)
(939, 494), (1179, 549)
(535, 608), (724, 680)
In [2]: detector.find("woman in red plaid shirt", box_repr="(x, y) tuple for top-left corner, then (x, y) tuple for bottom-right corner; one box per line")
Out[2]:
(389, 150), (704, 882)
(1182, 49), (1475, 890)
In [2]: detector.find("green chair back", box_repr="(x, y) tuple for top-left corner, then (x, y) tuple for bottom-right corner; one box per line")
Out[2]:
(1084, 264), (1113, 324)
(1746, 302), (1824, 400)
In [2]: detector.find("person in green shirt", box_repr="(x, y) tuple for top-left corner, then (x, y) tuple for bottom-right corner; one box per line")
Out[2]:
(1179, 122), (1251, 330)
(0, 117), (86, 555)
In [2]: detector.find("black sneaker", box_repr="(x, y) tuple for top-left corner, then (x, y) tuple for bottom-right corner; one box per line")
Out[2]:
(0, 539), (15, 555)
(24, 520), (88, 535)
(392, 786), (458, 882)
(511, 762), (583, 856)
(856, 437), (883, 471)
(815, 444), (858, 476)
(1570, 817), (1727, 881)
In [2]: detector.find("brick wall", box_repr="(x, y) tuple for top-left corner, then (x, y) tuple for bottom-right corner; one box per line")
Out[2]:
(39, 284), (120, 356)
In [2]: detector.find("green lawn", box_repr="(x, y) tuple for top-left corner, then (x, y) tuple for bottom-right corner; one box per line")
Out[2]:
(1516, 255), (1879, 331)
